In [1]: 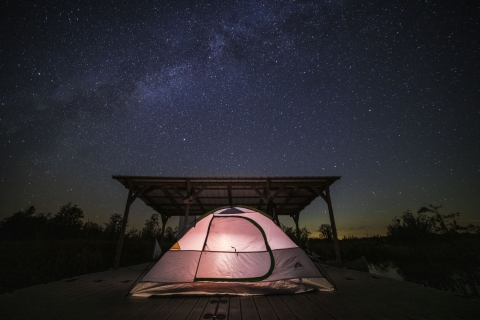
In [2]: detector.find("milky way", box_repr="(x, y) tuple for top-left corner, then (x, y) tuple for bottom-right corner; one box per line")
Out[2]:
(1, 0), (479, 236)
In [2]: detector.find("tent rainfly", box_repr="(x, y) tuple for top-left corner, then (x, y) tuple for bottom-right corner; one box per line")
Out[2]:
(129, 206), (335, 296)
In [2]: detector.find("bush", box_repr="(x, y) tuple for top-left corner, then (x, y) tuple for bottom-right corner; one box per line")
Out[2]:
(0, 239), (152, 293)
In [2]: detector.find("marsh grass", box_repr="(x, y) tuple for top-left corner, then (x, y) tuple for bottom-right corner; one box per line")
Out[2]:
(0, 239), (153, 293)
(310, 235), (480, 296)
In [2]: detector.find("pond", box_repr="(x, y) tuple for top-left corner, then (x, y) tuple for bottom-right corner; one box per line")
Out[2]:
(367, 259), (480, 298)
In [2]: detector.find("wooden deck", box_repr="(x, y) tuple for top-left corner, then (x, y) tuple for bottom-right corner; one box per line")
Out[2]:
(1, 263), (478, 320)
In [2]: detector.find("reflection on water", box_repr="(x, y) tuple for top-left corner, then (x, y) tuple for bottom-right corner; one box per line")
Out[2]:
(368, 261), (403, 281)
(367, 259), (480, 297)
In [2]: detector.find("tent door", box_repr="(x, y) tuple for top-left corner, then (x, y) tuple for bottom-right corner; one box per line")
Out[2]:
(194, 216), (274, 281)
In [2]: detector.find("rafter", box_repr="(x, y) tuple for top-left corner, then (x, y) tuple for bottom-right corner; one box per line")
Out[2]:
(113, 176), (340, 217)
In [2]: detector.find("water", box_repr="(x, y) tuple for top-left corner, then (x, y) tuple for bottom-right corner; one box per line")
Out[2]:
(367, 260), (480, 298)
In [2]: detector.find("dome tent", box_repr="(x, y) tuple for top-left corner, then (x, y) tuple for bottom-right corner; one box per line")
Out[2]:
(130, 206), (335, 296)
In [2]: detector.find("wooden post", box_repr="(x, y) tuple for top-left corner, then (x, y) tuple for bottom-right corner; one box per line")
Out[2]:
(292, 213), (301, 247)
(160, 214), (169, 243)
(184, 200), (190, 231)
(325, 186), (342, 266)
(184, 181), (192, 230)
(114, 190), (135, 269)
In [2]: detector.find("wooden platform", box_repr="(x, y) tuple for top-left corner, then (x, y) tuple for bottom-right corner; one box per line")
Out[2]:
(1, 263), (478, 319)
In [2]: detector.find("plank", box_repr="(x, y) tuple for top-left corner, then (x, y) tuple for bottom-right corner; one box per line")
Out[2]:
(292, 293), (336, 320)
(279, 294), (315, 320)
(266, 295), (297, 320)
(54, 275), (137, 319)
(240, 296), (260, 320)
(185, 296), (210, 320)
(308, 292), (372, 320)
(216, 296), (230, 320)
(253, 295), (279, 320)
(167, 297), (199, 320)
(228, 296), (242, 320)
(127, 297), (172, 319)
(107, 297), (162, 320)
(149, 297), (185, 319)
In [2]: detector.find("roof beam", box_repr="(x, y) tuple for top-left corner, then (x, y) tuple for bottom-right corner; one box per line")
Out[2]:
(183, 185), (206, 204)
(161, 187), (182, 212)
(278, 187), (298, 213)
(228, 185), (233, 207)
(251, 186), (268, 203)
(113, 176), (341, 218)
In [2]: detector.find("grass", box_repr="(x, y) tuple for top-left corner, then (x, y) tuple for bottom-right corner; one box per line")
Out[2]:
(0, 239), (153, 293)
(310, 235), (480, 296)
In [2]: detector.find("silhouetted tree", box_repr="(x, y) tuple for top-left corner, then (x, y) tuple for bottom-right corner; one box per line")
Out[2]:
(83, 221), (104, 239)
(387, 205), (477, 244)
(387, 210), (432, 244)
(0, 206), (49, 240)
(318, 224), (333, 241)
(126, 227), (140, 239)
(142, 213), (161, 240)
(104, 213), (123, 239)
(163, 226), (178, 243)
(281, 225), (311, 248)
(51, 203), (84, 238)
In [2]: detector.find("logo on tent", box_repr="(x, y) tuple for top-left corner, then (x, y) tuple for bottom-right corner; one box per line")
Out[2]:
(293, 261), (304, 269)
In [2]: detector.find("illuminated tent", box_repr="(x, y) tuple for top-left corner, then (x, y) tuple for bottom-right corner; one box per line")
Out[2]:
(130, 206), (335, 296)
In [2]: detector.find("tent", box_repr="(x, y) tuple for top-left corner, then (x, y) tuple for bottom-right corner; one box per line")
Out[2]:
(130, 206), (335, 296)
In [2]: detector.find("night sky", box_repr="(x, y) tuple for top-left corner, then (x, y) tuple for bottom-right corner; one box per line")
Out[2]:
(1, 0), (479, 238)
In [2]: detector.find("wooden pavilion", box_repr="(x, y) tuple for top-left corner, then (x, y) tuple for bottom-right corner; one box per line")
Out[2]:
(112, 176), (341, 268)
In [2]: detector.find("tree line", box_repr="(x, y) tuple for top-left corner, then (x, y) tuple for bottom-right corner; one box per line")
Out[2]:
(316, 204), (479, 243)
(0, 203), (177, 242)
(2, 203), (477, 244)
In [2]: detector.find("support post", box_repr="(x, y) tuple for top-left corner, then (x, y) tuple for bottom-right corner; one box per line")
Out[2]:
(292, 213), (301, 247)
(184, 181), (191, 231)
(114, 190), (135, 269)
(160, 214), (169, 244)
(325, 186), (342, 266)
(184, 201), (190, 230)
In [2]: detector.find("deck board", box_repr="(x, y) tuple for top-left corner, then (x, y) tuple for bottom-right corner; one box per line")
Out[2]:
(167, 297), (199, 320)
(216, 296), (230, 319)
(185, 296), (209, 320)
(1, 263), (479, 320)
(149, 297), (185, 319)
(266, 295), (297, 320)
(240, 296), (260, 320)
(228, 296), (242, 320)
(253, 295), (278, 320)
(292, 293), (336, 320)
(279, 294), (315, 320)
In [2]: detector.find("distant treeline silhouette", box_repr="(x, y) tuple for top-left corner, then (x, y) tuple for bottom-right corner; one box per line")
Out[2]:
(386, 204), (479, 244)
(0, 203), (177, 242)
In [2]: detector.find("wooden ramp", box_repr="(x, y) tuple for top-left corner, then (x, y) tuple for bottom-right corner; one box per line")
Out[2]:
(1, 263), (478, 319)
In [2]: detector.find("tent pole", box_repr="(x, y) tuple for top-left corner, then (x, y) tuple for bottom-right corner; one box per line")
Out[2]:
(114, 190), (135, 269)
(325, 186), (342, 266)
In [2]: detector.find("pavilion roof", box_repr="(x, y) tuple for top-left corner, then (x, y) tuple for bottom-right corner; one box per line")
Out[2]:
(112, 176), (341, 218)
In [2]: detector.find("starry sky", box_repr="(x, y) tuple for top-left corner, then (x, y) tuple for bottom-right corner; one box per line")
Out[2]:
(1, 0), (479, 238)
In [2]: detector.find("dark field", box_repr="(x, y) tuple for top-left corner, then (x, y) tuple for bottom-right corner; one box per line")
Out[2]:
(1, 235), (479, 297)
(310, 235), (480, 297)
(0, 239), (155, 293)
